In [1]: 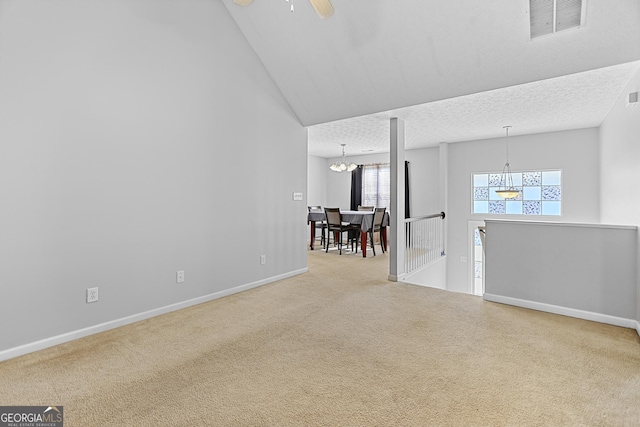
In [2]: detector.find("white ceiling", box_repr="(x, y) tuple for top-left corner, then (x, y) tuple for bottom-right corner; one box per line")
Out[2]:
(307, 61), (640, 157)
(223, 0), (640, 158)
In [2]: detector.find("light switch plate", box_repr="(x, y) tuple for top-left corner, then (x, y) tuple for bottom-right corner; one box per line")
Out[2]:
(292, 192), (303, 201)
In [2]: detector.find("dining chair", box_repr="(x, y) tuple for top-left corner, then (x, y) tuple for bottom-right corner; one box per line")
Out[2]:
(351, 206), (373, 243)
(365, 207), (387, 256)
(308, 205), (326, 247)
(324, 208), (360, 255)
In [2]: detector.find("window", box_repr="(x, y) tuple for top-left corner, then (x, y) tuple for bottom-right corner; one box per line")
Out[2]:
(362, 163), (390, 209)
(472, 170), (562, 216)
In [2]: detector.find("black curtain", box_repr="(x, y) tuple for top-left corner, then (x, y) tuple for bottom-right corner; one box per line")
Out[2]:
(405, 161), (411, 246)
(350, 165), (363, 210)
(405, 160), (411, 218)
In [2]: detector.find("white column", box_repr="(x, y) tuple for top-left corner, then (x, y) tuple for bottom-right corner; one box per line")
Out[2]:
(388, 117), (405, 281)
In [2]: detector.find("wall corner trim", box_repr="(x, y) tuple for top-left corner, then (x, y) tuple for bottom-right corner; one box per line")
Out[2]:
(483, 293), (637, 330)
(0, 267), (309, 362)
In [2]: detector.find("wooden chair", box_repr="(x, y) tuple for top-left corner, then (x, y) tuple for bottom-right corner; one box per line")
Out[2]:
(324, 208), (360, 255)
(351, 206), (374, 243)
(365, 207), (387, 256)
(308, 206), (326, 246)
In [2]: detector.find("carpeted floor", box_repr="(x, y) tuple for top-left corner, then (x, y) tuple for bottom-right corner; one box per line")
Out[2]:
(1, 248), (639, 426)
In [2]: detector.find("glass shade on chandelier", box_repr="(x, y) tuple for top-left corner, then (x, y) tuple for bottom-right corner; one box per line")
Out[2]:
(330, 144), (357, 172)
(496, 190), (520, 199)
(496, 161), (520, 199)
(496, 126), (519, 199)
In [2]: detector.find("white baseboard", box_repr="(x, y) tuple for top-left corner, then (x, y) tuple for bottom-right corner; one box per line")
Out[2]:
(0, 268), (308, 362)
(483, 293), (637, 330)
(636, 320), (640, 337)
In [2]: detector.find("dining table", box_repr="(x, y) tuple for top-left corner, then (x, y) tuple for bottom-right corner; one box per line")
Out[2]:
(307, 209), (388, 257)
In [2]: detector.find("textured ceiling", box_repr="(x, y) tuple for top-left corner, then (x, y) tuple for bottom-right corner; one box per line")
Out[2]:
(223, 0), (640, 158)
(308, 61), (640, 158)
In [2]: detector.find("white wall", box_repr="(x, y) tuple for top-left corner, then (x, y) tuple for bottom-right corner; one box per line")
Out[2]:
(447, 128), (601, 293)
(406, 148), (440, 217)
(307, 154), (327, 208)
(600, 66), (640, 329)
(485, 220), (637, 324)
(0, 0), (308, 356)
(322, 148), (440, 214)
(402, 257), (447, 290)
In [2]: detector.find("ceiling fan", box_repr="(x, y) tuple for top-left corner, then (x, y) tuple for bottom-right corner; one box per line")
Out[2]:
(233, 0), (334, 19)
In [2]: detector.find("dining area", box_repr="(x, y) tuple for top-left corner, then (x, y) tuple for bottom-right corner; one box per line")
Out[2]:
(307, 206), (389, 257)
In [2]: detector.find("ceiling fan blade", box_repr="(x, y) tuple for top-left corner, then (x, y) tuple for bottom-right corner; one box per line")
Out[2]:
(234, 0), (254, 6)
(309, 0), (334, 18)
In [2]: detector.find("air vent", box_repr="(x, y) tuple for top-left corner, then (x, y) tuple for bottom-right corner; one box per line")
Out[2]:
(529, 0), (583, 39)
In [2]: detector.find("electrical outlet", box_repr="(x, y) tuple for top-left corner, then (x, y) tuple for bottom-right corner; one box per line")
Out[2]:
(87, 287), (99, 303)
(176, 270), (185, 283)
(260, 255), (266, 265)
(459, 256), (467, 263)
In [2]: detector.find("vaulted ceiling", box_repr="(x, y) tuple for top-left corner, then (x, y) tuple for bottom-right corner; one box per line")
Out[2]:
(223, 0), (640, 157)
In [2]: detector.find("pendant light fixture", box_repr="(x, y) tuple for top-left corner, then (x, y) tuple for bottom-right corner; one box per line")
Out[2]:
(496, 126), (520, 199)
(329, 144), (357, 172)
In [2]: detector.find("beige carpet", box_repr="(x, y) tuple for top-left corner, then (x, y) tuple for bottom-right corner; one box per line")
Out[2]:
(1, 248), (639, 426)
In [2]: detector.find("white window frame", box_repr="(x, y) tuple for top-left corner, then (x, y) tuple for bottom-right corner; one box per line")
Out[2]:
(361, 163), (391, 209)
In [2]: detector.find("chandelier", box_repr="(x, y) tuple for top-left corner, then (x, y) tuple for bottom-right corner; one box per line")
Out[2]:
(329, 144), (357, 172)
(496, 126), (520, 199)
